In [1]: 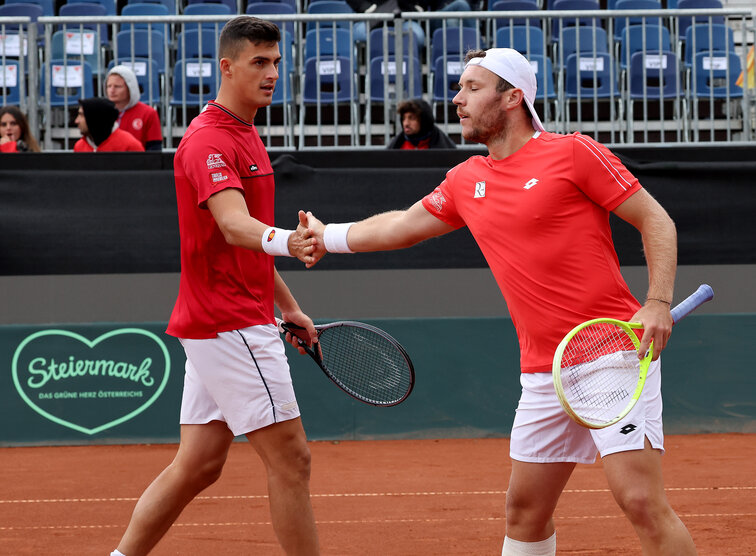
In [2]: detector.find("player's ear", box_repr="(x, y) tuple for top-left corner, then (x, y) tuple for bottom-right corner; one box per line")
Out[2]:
(219, 57), (232, 77)
(506, 88), (525, 111)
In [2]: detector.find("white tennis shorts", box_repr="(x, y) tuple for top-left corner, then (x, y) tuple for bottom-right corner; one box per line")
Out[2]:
(510, 359), (664, 464)
(179, 324), (300, 436)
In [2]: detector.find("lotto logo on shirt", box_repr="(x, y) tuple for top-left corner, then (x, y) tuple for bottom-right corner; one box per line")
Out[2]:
(428, 189), (447, 213)
(206, 154), (227, 169)
(211, 172), (228, 183)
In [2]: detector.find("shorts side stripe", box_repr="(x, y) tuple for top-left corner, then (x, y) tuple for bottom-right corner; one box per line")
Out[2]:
(235, 329), (277, 423)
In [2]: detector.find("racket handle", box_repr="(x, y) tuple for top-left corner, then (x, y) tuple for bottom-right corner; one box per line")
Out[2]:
(670, 284), (714, 324)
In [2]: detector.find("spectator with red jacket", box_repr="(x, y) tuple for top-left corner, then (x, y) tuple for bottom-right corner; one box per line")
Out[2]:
(106, 65), (163, 151)
(73, 98), (145, 152)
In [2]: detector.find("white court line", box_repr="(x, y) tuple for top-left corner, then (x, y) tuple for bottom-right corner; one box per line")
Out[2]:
(2, 513), (756, 532)
(1, 486), (753, 505)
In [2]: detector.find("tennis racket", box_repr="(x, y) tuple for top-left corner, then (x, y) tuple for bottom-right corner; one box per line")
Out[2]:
(276, 319), (415, 406)
(553, 284), (714, 429)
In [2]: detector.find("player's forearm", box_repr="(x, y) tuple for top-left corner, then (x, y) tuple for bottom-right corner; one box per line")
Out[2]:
(640, 211), (677, 303)
(347, 211), (427, 252)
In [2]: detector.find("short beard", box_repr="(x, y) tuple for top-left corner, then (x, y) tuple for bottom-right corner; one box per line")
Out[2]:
(462, 102), (511, 145)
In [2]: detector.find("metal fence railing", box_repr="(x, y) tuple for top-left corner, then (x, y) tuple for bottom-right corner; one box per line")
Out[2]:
(1, 7), (754, 150)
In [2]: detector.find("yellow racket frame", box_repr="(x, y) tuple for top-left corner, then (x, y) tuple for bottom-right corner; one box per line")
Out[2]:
(552, 318), (653, 429)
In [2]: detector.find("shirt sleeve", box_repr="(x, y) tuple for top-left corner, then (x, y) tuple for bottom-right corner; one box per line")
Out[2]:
(144, 106), (163, 143)
(572, 133), (641, 211)
(180, 131), (244, 208)
(420, 166), (466, 229)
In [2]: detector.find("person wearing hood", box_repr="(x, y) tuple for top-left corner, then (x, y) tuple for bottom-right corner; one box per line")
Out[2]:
(73, 97), (145, 152)
(386, 98), (457, 149)
(105, 65), (163, 151)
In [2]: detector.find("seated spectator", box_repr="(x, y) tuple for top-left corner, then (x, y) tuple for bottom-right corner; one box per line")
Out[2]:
(0, 106), (41, 153)
(105, 65), (163, 151)
(387, 98), (456, 149)
(73, 98), (145, 152)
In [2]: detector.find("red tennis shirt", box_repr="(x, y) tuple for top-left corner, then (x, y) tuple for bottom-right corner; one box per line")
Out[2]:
(167, 101), (275, 339)
(117, 102), (162, 147)
(421, 132), (643, 373)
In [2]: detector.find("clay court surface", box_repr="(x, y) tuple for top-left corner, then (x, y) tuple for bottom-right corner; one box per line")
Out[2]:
(1, 434), (754, 555)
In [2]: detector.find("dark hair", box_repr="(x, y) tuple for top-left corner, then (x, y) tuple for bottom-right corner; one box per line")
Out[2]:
(219, 16), (281, 61)
(0, 105), (41, 152)
(397, 99), (423, 119)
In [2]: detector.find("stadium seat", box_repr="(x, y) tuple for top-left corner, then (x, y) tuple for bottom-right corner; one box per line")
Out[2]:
(618, 23), (672, 69)
(367, 27), (421, 61)
(684, 23), (735, 67)
(556, 25), (609, 66)
(305, 0), (354, 33)
(367, 55), (423, 103)
(3, 0), (53, 16)
(611, 0), (662, 41)
(430, 27), (482, 65)
(126, 0), (176, 13)
(120, 3), (170, 37)
(628, 50), (680, 99)
(185, 0), (236, 14)
(0, 59), (22, 105)
(303, 27), (355, 61)
(176, 28), (220, 59)
(494, 25), (546, 58)
(245, 1), (296, 37)
(40, 59), (95, 107)
(676, 0), (724, 40)
(550, 0), (601, 42)
(114, 29), (166, 75)
(431, 56), (464, 105)
(690, 50), (742, 99)
(489, 0), (541, 30)
(564, 51), (617, 98)
(68, 0), (116, 16)
(0, 3), (43, 36)
(50, 29), (104, 76)
(58, 3), (109, 43)
(170, 57), (219, 107)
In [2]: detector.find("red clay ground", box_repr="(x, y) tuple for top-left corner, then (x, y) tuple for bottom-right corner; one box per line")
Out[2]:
(1, 434), (754, 555)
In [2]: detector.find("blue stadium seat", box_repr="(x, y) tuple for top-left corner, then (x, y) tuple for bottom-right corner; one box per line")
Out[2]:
(628, 50), (680, 99)
(175, 28), (220, 59)
(300, 55), (355, 103)
(40, 59), (95, 107)
(120, 3), (170, 36)
(489, 0), (541, 29)
(127, 0), (176, 13)
(0, 3), (43, 36)
(618, 23), (671, 69)
(303, 27), (355, 61)
(68, 0), (117, 16)
(430, 27), (482, 65)
(368, 55), (423, 103)
(0, 59), (22, 105)
(431, 56), (464, 104)
(556, 26), (609, 66)
(550, 0), (601, 41)
(305, 0), (354, 33)
(3, 0), (53, 16)
(494, 25), (546, 57)
(58, 3), (109, 43)
(114, 29), (166, 75)
(367, 27), (421, 61)
(676, 0), (724, 40)
(50, 29), (104, 76)
(611, 0), (662, 41)
(684, 23), (735, 67)
(170, 57), (219, 107)
(245, 1), (296, 36)
(564, 51), (617, 98)
(185, 0), (236, 14)
(690, 50), (742, 99)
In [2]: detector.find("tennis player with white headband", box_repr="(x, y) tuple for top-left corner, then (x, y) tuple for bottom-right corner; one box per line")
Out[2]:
(302, 47), (695, 555)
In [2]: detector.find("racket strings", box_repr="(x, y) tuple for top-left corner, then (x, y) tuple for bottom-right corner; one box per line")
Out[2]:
(560, 322), (641, 425)
(318, 326), (412, 405)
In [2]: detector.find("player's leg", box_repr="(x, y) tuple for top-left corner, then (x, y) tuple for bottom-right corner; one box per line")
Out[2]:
(594, 359), (696, 555)
(247, 417), (319, 556)
(115, 421), (235, 556)
(602, 438), (696, 555)
(505, 459), (575, 542)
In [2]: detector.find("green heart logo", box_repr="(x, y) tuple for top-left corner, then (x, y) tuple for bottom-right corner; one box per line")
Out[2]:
(11, 328), (171, 435)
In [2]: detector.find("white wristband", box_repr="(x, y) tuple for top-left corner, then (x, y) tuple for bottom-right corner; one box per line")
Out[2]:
(261, 227), (294, 257)
(323, 222), (355, 253)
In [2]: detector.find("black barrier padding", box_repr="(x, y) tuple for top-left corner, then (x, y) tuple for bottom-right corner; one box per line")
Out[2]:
(2, 150), (756, 276)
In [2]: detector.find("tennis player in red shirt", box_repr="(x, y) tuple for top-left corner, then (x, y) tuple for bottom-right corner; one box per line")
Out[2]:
(111, 17), (320, 556)
(302, 48), (696, 555)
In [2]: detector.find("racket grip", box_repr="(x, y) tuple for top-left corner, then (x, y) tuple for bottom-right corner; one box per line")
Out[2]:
(670, 284), (714, 324)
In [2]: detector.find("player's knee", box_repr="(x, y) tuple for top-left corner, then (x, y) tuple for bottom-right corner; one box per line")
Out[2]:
(616, 489), (668, 530)
(178, 454), (227, 490)
(505, 493), (549, 531)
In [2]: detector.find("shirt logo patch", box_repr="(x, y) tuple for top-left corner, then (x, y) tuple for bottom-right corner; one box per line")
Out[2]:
(206, 154), (227, 169)
(131, 118), (143, 130)
(474, 181), (486, 198)
(249, 164), (258, 172)
(524, 178), (539, 190)
(428, 190), (447, 212)
(211, 172), (228, 183)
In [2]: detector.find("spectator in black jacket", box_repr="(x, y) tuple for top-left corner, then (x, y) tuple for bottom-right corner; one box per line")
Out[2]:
(386, 98), (457, 149)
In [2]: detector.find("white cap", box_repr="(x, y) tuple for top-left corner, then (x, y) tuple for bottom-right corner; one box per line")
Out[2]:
(464, 48), (545, 132)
